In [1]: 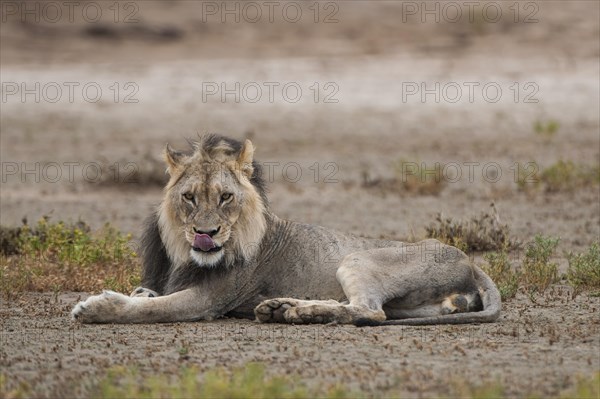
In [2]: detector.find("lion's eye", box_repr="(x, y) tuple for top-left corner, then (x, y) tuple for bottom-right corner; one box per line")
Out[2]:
(220, 193), (233, 203)
(182, 192), (195, 202)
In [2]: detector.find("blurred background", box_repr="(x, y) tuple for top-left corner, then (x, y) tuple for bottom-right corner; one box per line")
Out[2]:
(1, 0), (599, 250)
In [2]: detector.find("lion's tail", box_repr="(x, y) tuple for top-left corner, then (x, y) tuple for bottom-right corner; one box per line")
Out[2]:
(357, 265), (502, 327)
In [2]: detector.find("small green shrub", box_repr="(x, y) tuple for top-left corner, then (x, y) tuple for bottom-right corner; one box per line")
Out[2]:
(483, 237), (598, 300)
(522, 235), (560, 298)
(515, 160), (599, 193)
(514, 162), (541, 193)
(482, 250), (520, 300)
(0, 217), (140, 298)
(540, 160), (600, 193)
(541, 160), (578, 192)
(18, 217), (133, 267)
(566, 243), (600, 296)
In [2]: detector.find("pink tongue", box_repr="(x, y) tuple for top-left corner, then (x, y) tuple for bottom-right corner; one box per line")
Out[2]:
(193, 233), (216, 251)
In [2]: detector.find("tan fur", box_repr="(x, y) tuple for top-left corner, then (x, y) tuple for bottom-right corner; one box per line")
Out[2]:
(157, 201), (190, 268)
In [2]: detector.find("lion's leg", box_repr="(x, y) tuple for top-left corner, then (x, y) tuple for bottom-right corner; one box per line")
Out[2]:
(331, 246), (480, 323)
(256, 242), (478, 325)
(335, 244), (483, 323)
(254, 253), (390, 325)
(72, 288), (218, 323)
(277, 254), (389, 325)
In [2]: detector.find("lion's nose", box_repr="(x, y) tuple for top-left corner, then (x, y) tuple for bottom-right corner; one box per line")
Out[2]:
(193, 226), (221, 237)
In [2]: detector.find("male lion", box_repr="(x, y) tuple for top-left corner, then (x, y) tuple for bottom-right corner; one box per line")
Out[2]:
(72, 134), (501, 325)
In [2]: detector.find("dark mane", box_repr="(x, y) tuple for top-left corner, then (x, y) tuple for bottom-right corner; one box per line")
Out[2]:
(140, 211), (170, 295)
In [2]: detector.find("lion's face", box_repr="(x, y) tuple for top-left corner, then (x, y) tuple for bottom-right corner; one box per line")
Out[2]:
(168, 162), (247, 265)
(157, 136), (267, 268)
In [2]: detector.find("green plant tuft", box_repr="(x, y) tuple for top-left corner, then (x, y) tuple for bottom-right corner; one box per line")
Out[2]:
(561, 372), (600, 399)
(521, 235), (560, 299)
(482, 250), (520, 300)
(534, 119), (559, 139)
(566, 243), (600, 296)
(95, 363), (355, 399)
(540, 160), (600, 193)
(0, 217), (139, 298)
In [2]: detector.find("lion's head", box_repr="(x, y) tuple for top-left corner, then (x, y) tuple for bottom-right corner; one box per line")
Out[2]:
(157, 134), (268, 268)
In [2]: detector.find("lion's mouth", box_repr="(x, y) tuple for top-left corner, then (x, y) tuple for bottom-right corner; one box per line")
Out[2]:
(192, 246), (223, 253)
(191, 233), (223, 253)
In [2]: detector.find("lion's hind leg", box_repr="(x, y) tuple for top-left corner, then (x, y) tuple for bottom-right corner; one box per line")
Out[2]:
(255, 242), (482, 326)
(335, 244), (481, 325)
(382, 291), (483, 319)
(254, 250), (392, 325)
(441, 292), (483, 314)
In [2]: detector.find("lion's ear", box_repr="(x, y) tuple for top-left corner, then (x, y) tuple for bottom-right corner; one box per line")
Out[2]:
(164, 144), (185, 175)
(237, 139), (255, 178)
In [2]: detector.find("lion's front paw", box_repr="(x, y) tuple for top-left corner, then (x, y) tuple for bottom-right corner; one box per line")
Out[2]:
(71, 291), (132, 323)
(254, 298), (302, 323)
(130, 287), (159, 298)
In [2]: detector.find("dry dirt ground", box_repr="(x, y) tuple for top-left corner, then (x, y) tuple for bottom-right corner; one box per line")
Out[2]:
(1, 1), (599, 397)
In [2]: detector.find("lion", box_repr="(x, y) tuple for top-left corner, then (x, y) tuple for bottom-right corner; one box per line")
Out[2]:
(72, 134), (501, 325)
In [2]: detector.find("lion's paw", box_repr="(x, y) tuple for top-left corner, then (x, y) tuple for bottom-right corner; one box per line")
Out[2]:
(254, 298), (302, 323)
(284, 304), (334, 324)
(71, 291), (132, 323)
(130, 287), (159, 298)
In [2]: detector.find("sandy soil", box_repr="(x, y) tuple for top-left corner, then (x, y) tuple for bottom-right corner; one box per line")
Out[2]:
(1, 290), (599, 397)
(1, 1), (599, 397)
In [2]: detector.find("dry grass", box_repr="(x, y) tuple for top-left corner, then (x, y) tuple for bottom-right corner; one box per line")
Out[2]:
(425, 203), (518, 253)
(362, 160), (446, 196)
(91, 152), (167, 189)
(517, 160), (600, 193)
(0, 217), (140, 299)
(0, 225), (22, 255)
